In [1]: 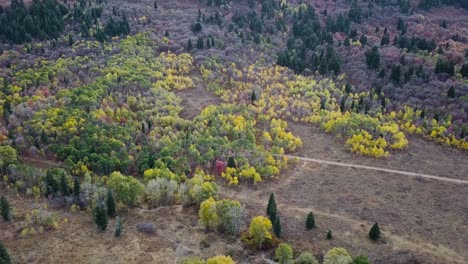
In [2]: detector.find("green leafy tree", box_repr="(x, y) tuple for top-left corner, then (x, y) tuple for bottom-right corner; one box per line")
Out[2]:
(327, 230), (332, 240)
(107, 171), (144, 206)
(114, 216), (123, 237)
(0, 241), (11, 264)
(248, 216), (272, 249)
(323, 247), (353, 264)
(369, 222), (381, 241)
(266, 193), (277, 223)
(93, 204), (108, 231)
(107, 190), (116, 217)
(275, 243), (293, 264)
(0, 196), (11, 221)
(306, 212), (315, 230)
(352, 255), (372, 264)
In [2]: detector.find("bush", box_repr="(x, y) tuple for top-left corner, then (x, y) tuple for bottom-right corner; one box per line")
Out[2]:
(323, 247), (353, 264)
(295, 252), (320, 264)
(352, 255), (371, 264)
(136, 222), (156, 234)
(275, 243), (293, 264)
(206, 255), (235, 264)
(247, 216), (272, 249)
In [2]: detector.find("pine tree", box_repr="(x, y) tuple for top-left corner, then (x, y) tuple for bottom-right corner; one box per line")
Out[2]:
(273, 215), (281, 238)
(60, 174), (70, 196)
(227, 156), (236, 168)
(107, 190), (116, 218)
(187, 39), (193, 51)
(326, 230), (332, 240)
(73, 177), (81, 199)
(164, 30), (169, 37)
(369, 222), (381, 241)
(0, 196), (11, 221)
(45, 172), (59, 197)
(153, 0), (158, 9)
(251, 91), (257, 103)
(114, 216), (123, 237)
(197, 36), (204, 49)
(306, 212), (315, 230)
(0, 240), (11, 264)
(266, 193), (277, 223)
(381, 33), (390, 46)
(93, 204), (108, 231)
(460, 63), (468, 78)
(447, 86), (455, 98)
(68, 34), (74, 46)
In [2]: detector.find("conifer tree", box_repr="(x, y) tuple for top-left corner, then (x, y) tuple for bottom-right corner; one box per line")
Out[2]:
(93, 204), (108, 231)
(0, 196), (11, 221)
(45, 172), (59, 197)
(369, 222), (381, 241)
(60, 173), (70, 196)
(68, 34), (74, 46)
(107, 190), (116, 218)
(187, 39), (193, 51)
(73, 177), (81, 199)
(0, 240), (11, 264)
(306, 212), (315, 230)
(227, 157), (236, 168)
(114, 216), (123, 237)
(197, 36), (204, 49)
(326, 230), (332, 240)
(251, 91), (256, 103)
(153, 0), (158, 9)
(266, 193), (277, 223)
(447, 86), (455, 98)
(273, 215), (281, 238)
(164, 30), (169, 37)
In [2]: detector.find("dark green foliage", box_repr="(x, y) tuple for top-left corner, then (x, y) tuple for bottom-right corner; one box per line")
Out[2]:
(266, 193), (277, 223)
(227, 157), (236, 168)
(447, 86), (455, 98)
(326, 230), (332, 240)
(369, 222), (381, 241)
(435, 58), (455, 76)
(391, 64), (401, 84)
(60, 173), (70, 196)
(306, 212), (315, 230)
(344, 37), (350, 47)
(93, 204), (108, 231)
(396, 35), (436, 53)
(381, 33), (390, 46)
(365, 46), (380, 69)
(397, 17), (406, 34)
(187, 39), (193, 51)
(154, 1), (158, 9)
(197, 36), (204, 49)
(359, 34), (367, 46)
(273, 215), (281, 238)
(0, 0), (68, 44)
(165, 30), (169, 37)
(0, 241), (11, 264)
(251, 91), (256, 103)
(107, 190), (116, 218)
(115, 216), (123, 237)
(352, 255), (372, 264)
(104, 15), (131, 37)
(68, 34), (74, 46)
(0, 196), (11, 222)
(45, 171), (59, 197)
(379, 69), (386, 78)
(348, 1), (363, 23)
(460, 63), (468, 78)
(73, 177), (81, 199)
(192, 22), (203, 32)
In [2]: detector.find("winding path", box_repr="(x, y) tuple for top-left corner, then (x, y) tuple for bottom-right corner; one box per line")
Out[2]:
(276, 154), (468, 184)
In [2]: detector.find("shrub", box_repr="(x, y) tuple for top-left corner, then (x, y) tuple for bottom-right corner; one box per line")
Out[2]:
(306, 212), (315, 230)
(275, 243), (293, 264)
(369, 222), (381, 241)
(352, 255), (371, 264)
(206, 255), (235, 264)
(323, 247), (353, 264)
(136, 222), (156, 234)
(114, 216), (123, 237)
(198, 197), (244, 236)
(295, 252), (320, 264)
(0, 196), (11, 221)
(248, 216), (272, 249)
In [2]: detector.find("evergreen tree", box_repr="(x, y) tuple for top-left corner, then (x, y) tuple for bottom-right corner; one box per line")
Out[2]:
(251, 91), (256, 103)
(266, 193), (277, 223)
(273, 215), (281, 238)
(187, 39), (193, 51)
(197, 36), (204, 49)
(0, 196), (11, 221)
(365, 46), (380, 69)
(45, 172), (59, 197)
(326, 230), (332, 240)
(0, 240), (11, 264)
(227, 156), (236, 168)
(153, 0), (158, 9)
(379, 68), (386, 78)
(447, 86), (455, 98)
(164, 30), (169, 37)
(344, 37), (350, 47)
(306, 212), (315, 230)
(369, 222), (381, 241)
(390, 64), (401, 83)
(460, 63), (468, 78)
(93, 204), (108, 231)
(107, 190), (116, 217)
(114, 216), (123, 237)
(73, 177), (81, 199)
(359, 34), (367, 46)
(60, 173), (70, 196)
(381, 33), (390, 46)
(68, 34), (74, 46)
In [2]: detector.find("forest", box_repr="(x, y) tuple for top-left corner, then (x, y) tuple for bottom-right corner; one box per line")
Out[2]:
(0, 0), (467, 263)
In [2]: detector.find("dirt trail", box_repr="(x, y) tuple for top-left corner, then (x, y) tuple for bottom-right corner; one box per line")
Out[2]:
(278, 154), (468, 185)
